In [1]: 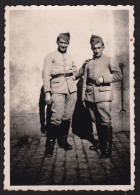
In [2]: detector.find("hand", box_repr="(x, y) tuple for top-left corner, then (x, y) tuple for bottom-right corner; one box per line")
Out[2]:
(72, 75), (76, 81)
(95, 77), (104, 85)
(40, 124), (47, 134)
(82, 101), (86, 108)
(45, 92), (52, 105)
(82, 59), (92, 68)
(72, 65), (77, 73)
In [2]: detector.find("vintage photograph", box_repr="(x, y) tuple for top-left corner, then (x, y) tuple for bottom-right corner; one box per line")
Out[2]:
(4, 5), (134, 191)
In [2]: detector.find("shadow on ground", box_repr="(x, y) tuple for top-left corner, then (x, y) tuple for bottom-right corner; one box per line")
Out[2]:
(10, 130), (130, 185)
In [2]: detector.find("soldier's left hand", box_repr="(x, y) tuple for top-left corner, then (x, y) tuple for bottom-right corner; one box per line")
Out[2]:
(96, 77), (104, 85)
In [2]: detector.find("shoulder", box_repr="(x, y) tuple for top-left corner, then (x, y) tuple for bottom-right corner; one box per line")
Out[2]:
(43, 52), (55, 66)
(102, 55), (117, 64)
(44, 51), (57, 60)
(100, 55), (112, 66)
(102, 55), (110, 61)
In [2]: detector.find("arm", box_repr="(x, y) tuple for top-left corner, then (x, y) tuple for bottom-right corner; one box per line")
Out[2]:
(74, 59), (92, 80)
(74, 66), (85, 80)
(81, 64), (88, 102)
(42, 54), (53, 104)
(102, 58), (122, 84)
(42, 54), (52, 93)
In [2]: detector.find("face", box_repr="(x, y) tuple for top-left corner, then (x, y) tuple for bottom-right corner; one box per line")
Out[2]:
(57, 38), (69, 53)
(91, 42), (104, 58)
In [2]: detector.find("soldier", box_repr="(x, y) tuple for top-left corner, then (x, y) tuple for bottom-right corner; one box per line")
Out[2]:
(75, 35), (122, 158)
(42, 33), (77, 157)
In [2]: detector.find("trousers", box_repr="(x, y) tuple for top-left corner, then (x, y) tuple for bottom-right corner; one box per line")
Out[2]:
(51, 92), (77, 126)
(86, 101), (111, 125)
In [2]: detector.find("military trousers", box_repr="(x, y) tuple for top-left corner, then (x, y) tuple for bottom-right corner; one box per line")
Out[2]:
(51, 92), (77, 126)
(85, 101), (112, 125)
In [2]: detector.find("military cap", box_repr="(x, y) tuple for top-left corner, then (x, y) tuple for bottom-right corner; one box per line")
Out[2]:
(90, 35), (104, 46)
(57, 32), (70, 42)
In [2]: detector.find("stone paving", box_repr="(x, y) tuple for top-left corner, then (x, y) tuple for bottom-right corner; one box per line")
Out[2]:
(10, 131), (130, 185)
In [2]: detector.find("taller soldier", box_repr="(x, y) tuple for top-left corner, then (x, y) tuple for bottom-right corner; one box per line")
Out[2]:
(75, 35), (122, 158)
(42, 33), (77, 157)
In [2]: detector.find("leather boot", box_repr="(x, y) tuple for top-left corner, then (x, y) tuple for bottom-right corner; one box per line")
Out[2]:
(45, 138), (55, 157)
(100, 124), (112, 158)
(105, 125), (112, 157)
(45, 123), (57, 157)
(58, 136), (72, 150)
(57, 120), (72, 150)
(99, 126), (107, 158)
(87, 134), (99, 150)
(96, 122), (102, 150)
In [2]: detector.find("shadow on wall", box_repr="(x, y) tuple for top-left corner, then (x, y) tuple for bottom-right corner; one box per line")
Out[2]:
(38, 81), (97, 144)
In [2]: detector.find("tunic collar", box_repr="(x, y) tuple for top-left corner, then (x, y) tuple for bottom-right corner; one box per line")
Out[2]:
(93, 54), (104, 60)
(57, 48), (67, 54)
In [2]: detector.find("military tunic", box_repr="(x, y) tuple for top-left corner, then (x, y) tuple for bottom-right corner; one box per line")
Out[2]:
(77, 55), (122, 124)
(42, 50), (77, 126)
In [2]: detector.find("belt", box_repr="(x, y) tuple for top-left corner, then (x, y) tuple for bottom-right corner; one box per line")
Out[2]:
(51, 73), (73, 79)
(87, 78), (110, 86)
(87, 83), (110, 86)
(87, 79), (96, 85)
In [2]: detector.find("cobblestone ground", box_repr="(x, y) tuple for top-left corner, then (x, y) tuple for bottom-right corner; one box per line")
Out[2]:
(10, 131), (130, 185)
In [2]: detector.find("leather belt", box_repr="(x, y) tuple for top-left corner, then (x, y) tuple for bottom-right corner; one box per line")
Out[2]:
(51, 73), (73, 79)
(87, 83), (110, 86)
(87, 78), (110, 86)
(87, 79), (96, 85)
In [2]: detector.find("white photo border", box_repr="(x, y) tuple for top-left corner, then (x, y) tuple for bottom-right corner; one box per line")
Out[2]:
(4, 5), (135, 191)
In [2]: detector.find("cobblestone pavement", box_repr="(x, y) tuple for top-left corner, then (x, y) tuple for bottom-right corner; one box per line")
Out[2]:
(10, 131), (130, 185)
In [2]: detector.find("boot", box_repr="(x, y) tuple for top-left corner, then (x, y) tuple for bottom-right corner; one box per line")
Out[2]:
(45, 123), (58, 157)
(45, 138), (55, 157)
(105, 126), (112, 157)
(100, 124), (112, 158)
(93, 123), (102, 151)
(57, 135), (72, 150)
(57, 120), (72, 150)
(87, 134), (99, 150)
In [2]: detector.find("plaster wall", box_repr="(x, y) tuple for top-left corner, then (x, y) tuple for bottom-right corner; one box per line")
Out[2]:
(9, 8), (130, 137)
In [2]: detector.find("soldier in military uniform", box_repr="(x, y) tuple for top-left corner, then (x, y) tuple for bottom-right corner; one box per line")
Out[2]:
(42, 33), (77, 157)
(75, 35), (122, 158)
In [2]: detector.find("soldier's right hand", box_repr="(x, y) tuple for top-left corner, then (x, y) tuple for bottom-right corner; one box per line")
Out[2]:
(45, 92), (52, 105)
(82, 101), (86, 108)
(82, 59), (91, 68)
